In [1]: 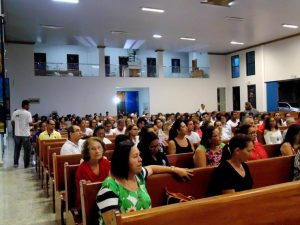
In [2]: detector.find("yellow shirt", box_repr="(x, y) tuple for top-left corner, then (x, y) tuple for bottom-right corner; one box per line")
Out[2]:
(39, 130), (62, 140)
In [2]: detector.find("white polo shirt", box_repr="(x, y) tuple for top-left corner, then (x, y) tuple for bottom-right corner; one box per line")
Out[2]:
(11, 109), (32, 136)
(60, 140), (81, 155)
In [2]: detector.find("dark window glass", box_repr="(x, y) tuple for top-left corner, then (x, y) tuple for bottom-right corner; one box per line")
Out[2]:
(246, 51), (255, 76)
(231, 55), (240, 78)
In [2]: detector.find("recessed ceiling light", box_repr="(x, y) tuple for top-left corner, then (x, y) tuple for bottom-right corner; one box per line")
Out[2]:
(153, 34), (162, 39)
(282, 24), (298, 29)
(141, 7), (165, 13)
(111, 31), (130, 35)
(180, 37), (196, 41)
(52, 0), (79, 3)
(230, 41), (244, 45)
(41, 25), (64, 29)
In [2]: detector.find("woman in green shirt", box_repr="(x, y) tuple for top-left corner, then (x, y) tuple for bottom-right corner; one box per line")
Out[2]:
(96, 139), (193, 225)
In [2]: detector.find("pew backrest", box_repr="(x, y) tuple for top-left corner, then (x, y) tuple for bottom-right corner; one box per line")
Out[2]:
(39, 138), (66, 164)
(64, 163), (80, 212)
(248, 155), (294, 188)
(48, 147), (62, 178)
(43, 142), (65, 169)
(53, 153), (82, 192)
(263, 144), (281, 158)
(167, 152), (194, 168)
(116, 181), (300, 225)
(105, 143), (115, 150)
(80, 181), (102, 225)
(147, 155), (294, 207)
(104, 150), (114, 161)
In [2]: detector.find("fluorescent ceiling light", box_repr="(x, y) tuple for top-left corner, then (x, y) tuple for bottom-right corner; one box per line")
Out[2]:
(228, 1), (235, 6)
(282, 24), (298, 29)
(124, 39), (136, 49)
(230, 41), (244, 45)
(153, 34), (162, 39)
(40, 25), (64, 29)
(111, 31), (130, 35)
(141, 7), (165, 13)
(132, 40), (145, 49)
(180, 37), (196, 41)
(52, 0), (79, 3)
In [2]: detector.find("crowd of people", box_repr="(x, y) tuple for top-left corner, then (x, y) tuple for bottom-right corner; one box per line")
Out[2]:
(11, 100), (300, 224)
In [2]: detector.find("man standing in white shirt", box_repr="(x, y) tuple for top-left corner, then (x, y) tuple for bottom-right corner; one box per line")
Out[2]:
(11, 100), (37, 168)
(60, 125), (83, 155)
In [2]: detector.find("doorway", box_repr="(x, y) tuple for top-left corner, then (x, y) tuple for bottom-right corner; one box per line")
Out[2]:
(147, 58), (156, 77)
(217, 87), (226, 111)
(232, 86), (240, 111)
(116, 88), (150, 115)
(119, 57), (129, 77)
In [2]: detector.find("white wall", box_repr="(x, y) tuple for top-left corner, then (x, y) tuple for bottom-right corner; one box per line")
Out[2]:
(263, 35), (300, 82)
(7, 43), (227, 116)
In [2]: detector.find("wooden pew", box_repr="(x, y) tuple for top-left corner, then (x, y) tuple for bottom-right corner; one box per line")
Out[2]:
(80, 181), (102, 225)
(80, 156), (295, 225)
(105, 143), (115, 151)
(53, 153), (82, 225)
(64, 163), (80, 225)
(256, 129), (265, 144)
(147, 155), (294, 207)
(39, 138), (66, 186)
(166, 144), (281, 169)
(263, 144), (281, 158)
(115, 181), (300, 225)
(48, 147), (62, 213)
(167, 152), (194, 168)
(43, 143), (65, 196)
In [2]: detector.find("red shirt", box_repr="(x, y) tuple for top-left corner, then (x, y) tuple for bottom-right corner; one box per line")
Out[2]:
(249, 141), (268, 160)
(75, 157), (110, 209)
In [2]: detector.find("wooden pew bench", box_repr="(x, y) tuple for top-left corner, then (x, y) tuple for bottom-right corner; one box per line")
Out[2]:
(53, 153), (82, 225)
(148, 155), (294, 207)
(263, 144), (281, 158)
(167, 152), (194, 168)
(166, 144), (281, 169)
(80, 155), (295, 225)
(116, 180), (300, 225)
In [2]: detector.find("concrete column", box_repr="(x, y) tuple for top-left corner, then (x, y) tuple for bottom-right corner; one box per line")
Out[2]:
(156, 49), (164, 78)
(98, 45), (105, 77)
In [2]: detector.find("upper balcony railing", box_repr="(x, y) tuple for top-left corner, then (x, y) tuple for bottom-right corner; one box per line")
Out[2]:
(34, 62), (209, 78)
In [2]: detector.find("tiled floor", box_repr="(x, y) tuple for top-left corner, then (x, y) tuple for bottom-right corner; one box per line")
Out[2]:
(0, 135), (56, 225)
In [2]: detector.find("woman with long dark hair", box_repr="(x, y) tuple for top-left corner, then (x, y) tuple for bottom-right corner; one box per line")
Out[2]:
(209, 134), (253, 196)
(280, 124), (300, 156)
(167, 119), (194, 154)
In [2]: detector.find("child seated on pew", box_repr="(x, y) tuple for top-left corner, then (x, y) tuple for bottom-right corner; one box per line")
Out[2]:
(96, 139), (193, 225)
(209, 134), (254, 195)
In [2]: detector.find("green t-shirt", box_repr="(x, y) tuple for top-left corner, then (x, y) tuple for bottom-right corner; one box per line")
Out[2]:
(97, 167), (152, 225)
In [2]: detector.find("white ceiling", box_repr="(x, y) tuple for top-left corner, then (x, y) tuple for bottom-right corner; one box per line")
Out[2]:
(3, 0), (300, 53)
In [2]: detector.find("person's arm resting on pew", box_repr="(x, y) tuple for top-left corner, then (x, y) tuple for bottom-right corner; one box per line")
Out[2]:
(145, 165), (193, 181)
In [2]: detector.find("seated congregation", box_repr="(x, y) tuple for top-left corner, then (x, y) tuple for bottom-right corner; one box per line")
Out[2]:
(30, 106), (300, 225)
